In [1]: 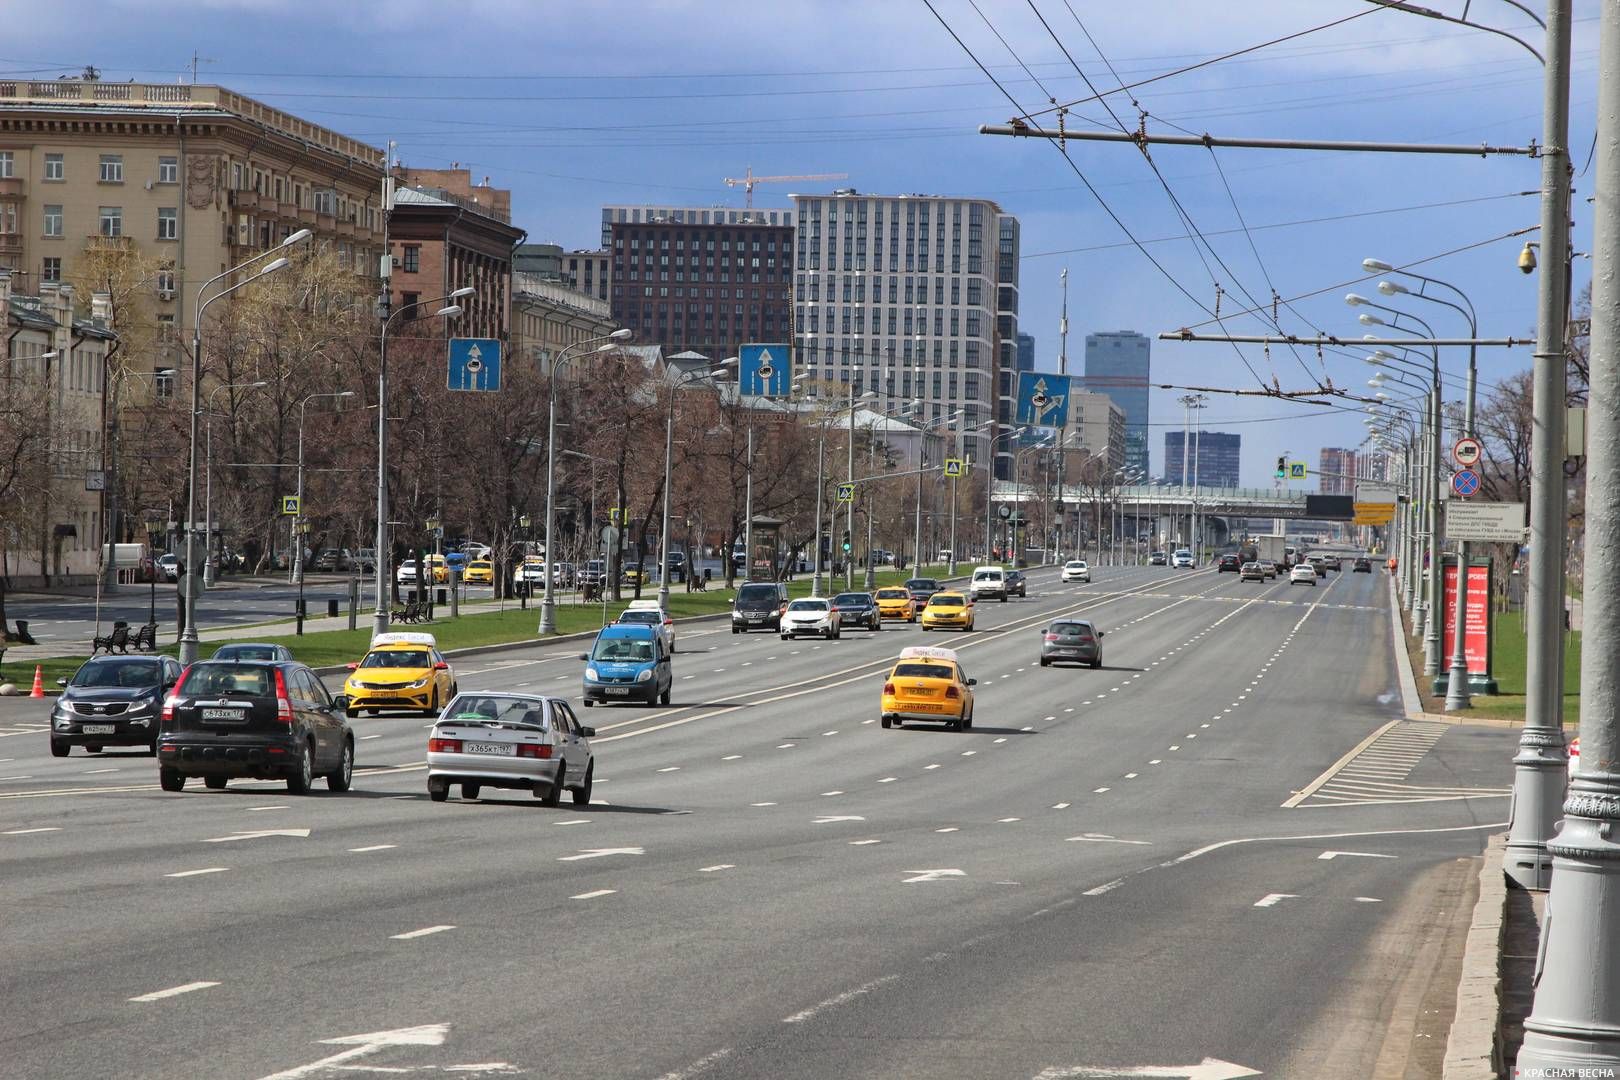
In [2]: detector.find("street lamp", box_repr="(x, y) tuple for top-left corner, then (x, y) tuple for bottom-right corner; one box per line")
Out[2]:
(202, 379), (268, 587)
(142, 515), (164, 627)
(658, 362), (729, 610)
(179, 237), (306, 663)
(914, 410), (961, 573)
(372, 287), (475, 640)
(293, 390), (356, 586)
(539, 328), (633, 634)
(101, 364), (173, 591)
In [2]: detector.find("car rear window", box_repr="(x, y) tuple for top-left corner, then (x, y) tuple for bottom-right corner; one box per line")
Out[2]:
(973, 570), (1000, 579)
(737, 585), (780, 604)
(70, 658), (164, 688)
(617, 611), (658, 624)
(444, 696), (548, 728)
(217, 646), (276, 661)
(181, 664), (275, 697)
(1051, 623), (1094, 637)
(893, 663), (954, 679)
(360, 650), (432, 669)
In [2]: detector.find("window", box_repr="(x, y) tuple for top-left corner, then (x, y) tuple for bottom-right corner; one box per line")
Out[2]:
(43, 153), (64, 181)
(401, 291), (420, 317)
(158, 156), (178, 184)
(98, 206), (122, 237)
(157, 208), (177, 240)
(0, 151), (11, 178)
(42, 204), (62, 237)
(41, 257), (61, 283)
(402, 245), (420, 273)
(156, 266), (175, 294)
(99, 154), (123, 183)
(0, 203), (15, 236)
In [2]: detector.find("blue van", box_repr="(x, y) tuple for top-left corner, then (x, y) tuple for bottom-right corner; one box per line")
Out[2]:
(579, 623), (672, 707)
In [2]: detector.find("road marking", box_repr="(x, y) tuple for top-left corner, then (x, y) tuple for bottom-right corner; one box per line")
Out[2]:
(1124, 772), (1138, 779)
(1023, 725), (1035, 731)
(1033, 1058), (1260, 1079)
(994, 737), (1007, 744)
(248, 805), (289, 812)
(360, 734), (382, 740)
(722, 754), (742, 760)
(201, 828), (311, 843)
(1067, 834), (1151, 846)
(1052, 802), (1070, 810)
(1319, 850), (1399, 861)
(558, 847), (644, 861)
(255, 1024), (451, 1080)
(391, 925), (456, 940)
(877, 777), (897, 783)
(699, 864), (735, 873)
(0, 775), (32, 780)
(961, 750), (976, 757)
(782, 973), (902, 1024)
(1149, 760), (1162, 766)
(571, 889), (616, 900)
(349, 845), (396, 852)
(129, 981), (219, 1003)
(822, 730), (838, 736)
(1169, 745), (1180, 751)
(682, 675), (696, 680)
(777, 743), (795, 749)
(935, 827), (959, 833)
(751, 802), (777, 807)
(552, 819), (590, 826)
(999, 817), (1021, 823)
(1094, 787), (1110, 793)
(903, 867), (965, 883)
(3, 827), (60, 835)
(83, 768), (118, 775)
(1083, 879), (1126, 896)
(653, 1048), (734, 1080)
(821, 790), (844, 797)
(814, 815), (866, 824)
(849, 839), (882, 845)
(657, 766), (680, 773)
(166, 867), (229, 878)
(1355, 896), (1384, 903)
(1253, 893), (1298, 908)
(925, 764), (941, 770)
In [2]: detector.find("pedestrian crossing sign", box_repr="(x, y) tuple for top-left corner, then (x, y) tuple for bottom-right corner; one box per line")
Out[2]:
(943, 458), (964, 477)
(281, 495), (300, 516)
(1288, 462), (1308, 481)
(836, 483), (855, 503)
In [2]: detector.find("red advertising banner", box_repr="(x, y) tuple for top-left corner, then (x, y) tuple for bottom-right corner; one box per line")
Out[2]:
(1441, 561), (1490, 675)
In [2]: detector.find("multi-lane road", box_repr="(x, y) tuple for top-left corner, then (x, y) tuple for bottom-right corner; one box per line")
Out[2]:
(0, 563), (1517, 1079)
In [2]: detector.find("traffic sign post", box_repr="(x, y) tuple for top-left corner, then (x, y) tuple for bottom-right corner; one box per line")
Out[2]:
(1287, 461), (1308, 481)
(836, 483), (855, 503)
(448, 338), (502, 392)
(1015, 372), (1071, 428)
(740, 343), (791, 398)
(943, 458), (964, 478)
(281, 495), (300, 516)
(1452, 436), (1483, 467)
(1450, 469), (1482, 499)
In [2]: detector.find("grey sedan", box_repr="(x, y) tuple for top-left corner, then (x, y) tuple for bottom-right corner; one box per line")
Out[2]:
(1039, 619), (1104, 668)
(427, 692), (595, 805)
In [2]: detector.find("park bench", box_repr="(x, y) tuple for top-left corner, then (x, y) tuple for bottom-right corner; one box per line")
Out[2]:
(132, 623), (158, 652)
(92, 623), (131, 654)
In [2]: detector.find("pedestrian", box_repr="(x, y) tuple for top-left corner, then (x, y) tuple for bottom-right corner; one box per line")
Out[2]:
(174, 560), (186, 629)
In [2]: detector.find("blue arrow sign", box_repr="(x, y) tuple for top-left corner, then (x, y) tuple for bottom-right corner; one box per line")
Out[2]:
(1016, 372), (1071, 428)
(740, 343), (791, 398)
(1451, 468), (1481, 498)
(448, 338), (502, 392)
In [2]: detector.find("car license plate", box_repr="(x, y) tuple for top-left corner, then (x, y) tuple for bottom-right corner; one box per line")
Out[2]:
(201, 708), (245, 721)
(909, 703), (942, 712)
(464, 742), (514, 756)
(748, 618), (764, 625)
(604, 687), (631, 696)
(81, 723), (116, 734)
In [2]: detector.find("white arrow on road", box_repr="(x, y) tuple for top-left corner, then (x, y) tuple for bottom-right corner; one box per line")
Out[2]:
(1033, 1057), (1261, 1079)
(201, 828), (311, 843)
(902, 868), (965, 884)
(256, 1024), (449, 1080)
(557, 847), (645, 862)
(812, 815), (866, 824)
(1317, 850), (1398, 861)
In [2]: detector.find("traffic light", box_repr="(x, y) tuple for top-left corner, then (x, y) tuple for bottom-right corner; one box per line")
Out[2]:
(1275, 455), (1287, 479)
(841, 529), (851, 554)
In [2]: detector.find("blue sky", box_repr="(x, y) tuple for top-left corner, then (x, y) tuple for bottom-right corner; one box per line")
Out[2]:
(11, 1), (1599, 485)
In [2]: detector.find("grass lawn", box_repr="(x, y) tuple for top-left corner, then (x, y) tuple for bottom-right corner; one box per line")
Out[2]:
(1455, 609), (1581, 726)
(9, 563), (970, 687)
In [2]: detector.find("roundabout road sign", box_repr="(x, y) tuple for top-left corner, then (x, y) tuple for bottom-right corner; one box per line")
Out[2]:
(1453, 436), (1483, 467)
(1451, 468), (1481, 499)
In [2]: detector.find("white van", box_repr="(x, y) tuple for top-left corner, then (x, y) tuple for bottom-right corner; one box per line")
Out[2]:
(969, 566), (1008, 602)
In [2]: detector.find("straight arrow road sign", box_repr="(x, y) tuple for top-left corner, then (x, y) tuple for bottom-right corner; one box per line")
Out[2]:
(557, 847), (645, 861)
(902, 868), (965, 884)
(1317, 850), (1398, 861)
(201, 829), (311, 843)
(257, 1024), (450, 1080)
(1032, 1059), (1261, 1079)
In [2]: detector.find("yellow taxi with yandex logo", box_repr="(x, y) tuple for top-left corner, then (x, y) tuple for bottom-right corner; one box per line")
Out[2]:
(874, 586), (916, 623)
(920, 590), (975, 632)
(342, 632), (457, 719)
(880, 646), (976, 730)
(462, 559), (494, 585)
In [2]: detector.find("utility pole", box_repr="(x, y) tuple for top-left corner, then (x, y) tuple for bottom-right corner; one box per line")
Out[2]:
(1056, 267), (1069, 559)
(1516, 1), (1618, 1070)
(1506, 0), (1575, 894)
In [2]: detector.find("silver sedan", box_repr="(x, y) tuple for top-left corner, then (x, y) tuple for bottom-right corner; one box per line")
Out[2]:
(426, 692), (595, 805)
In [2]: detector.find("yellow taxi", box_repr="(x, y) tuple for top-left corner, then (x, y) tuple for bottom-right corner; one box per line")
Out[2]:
(426, 554), (450, 584)
(874, 586), (916, 623)
(342, 632), (457, 718)
(880, 646), (976, 730)
(920, 590), (975, 632)
(462, 559), (494, 585)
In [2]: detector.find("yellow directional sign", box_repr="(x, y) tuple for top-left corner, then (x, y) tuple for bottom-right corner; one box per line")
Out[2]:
(281, 495), (300, 516)
(943, 458), (964, 478)
(1353, 503), (1396, 526)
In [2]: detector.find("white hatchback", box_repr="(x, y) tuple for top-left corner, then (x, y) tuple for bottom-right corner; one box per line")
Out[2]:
(780, 598), (840, 640)
(427, 692), (594, 805)
(1061, 559), (1091, 583)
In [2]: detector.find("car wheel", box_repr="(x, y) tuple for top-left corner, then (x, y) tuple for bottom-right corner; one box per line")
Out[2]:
(964, 704), (974, 729)
(327, 739), (354, 792)
(948, 713), (963, 732)
(159, 767), (186, 792)
(422, 688), (439, 718)
(428, 778), (449, 802)
(582, 699), (594, 708)
(85, 745), (102, 754)
(148, 737), (160, 757)
(572, 763), (594, 806)
(881, 716), (892, 729)
(462, 782), (481, 801)
(780, 633), (790, 641)
(287, 741), (313, 795)
(542, 769), (563, 807)
(659, 686), (671, 706)
(347, 708), (360, 720)
(922, 625), (931, 632)
(49, 739), (69, 758)
(732, 626), (740, 635)
(1000, 595), (1007, 603)
(1039, 657), (1050, 667)
(204, 776), (228, 790)
(1092, 658), (1103, 669)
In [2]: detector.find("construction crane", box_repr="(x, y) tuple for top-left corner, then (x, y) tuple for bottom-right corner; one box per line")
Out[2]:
(723, 166), (849, 208)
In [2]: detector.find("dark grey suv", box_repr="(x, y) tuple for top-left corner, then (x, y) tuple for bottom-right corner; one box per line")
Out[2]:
(1038, 619), (1105, 669)
(832, 592), (882, 631)
(732, 582), (789, 633)
(50, 654), (184, 756)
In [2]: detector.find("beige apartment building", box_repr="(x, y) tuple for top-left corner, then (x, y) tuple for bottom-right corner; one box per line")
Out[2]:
(512, 273), (617, 370)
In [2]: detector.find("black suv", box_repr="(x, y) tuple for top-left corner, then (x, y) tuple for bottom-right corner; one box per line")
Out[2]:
(732, 581), (789, 633)
(832, 592), (882, 631)
(51, 654), (184, 757)
(1217, 553), (1242, 573)
(158, 660), (354, 794)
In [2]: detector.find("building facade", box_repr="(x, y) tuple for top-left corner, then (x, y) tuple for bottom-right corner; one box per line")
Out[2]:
(1082, 330), (1151, 478)
(512, 273), (616, 371)
(1016, 331), (1035, 372)
(562, 249), (610, 303)
(1163, 430), (1242, 489)
(1318, 446), (1357, 494)
(789, 190), (1017, 477)
(388, 181), (524, 341)
(609, 218), (791, 363)
(601, 204), (794, 249)
(1070, 390), (1128, 473)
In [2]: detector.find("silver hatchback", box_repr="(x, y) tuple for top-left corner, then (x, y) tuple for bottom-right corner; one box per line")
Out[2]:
(427, 692), (595, 805)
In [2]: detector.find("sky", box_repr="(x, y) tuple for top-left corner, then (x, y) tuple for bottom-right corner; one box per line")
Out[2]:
(7, 0), (1601, 486)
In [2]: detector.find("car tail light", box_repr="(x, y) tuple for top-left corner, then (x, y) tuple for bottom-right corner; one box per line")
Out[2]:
(516, 743), (554, 759)
(829, 606), (839, 614)
(1044, 633), (1060, 642)
(429, 737), (462, 753)
(944, 685), (961, 699)
(163, 664), (193, 723)
(273, 668), (295, 725)
(883, 682), (896, 695)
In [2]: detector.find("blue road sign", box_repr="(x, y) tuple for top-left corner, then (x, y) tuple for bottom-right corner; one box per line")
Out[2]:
(740, 343), (791, 398)
(1016, 372), (1071, 428)
(1451, 468), (1481, 498)
(448, 338), (502, 392)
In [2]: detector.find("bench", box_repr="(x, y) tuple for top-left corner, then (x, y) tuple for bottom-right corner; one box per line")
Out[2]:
(389, 599), (432, 624)
(132, 623), (158, 652)
(92, 623), (131, 654)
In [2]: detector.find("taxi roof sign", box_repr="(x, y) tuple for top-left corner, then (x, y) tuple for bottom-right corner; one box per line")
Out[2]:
(898, 645), (960, 662)
(371, 632), (439, 649)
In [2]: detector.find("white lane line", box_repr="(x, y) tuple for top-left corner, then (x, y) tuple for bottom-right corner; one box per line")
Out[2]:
(657, 766), (680, 773)
(129, 981), (219, 1003)
(750, 802), (777, 807)
(1149, 759), (1162, 766)
(821, 790), (844, 797)
(961, 750), (976, 757)
(699, 864), (735, 873)
(781, 974), (902, 1024)
(849, 839), (882, 846)
(998, 817), (1021, 823)
(552, 820), (590, 827)
(1052, 802), (1070, 810)
(1083, 879), (1126, 897)
(682, 675), (696, 680)
(165, 867), (229, 878)
(877, 777), (897, 783)
(822, 730), (839, 736)
(862, 718), (877, 724)
(1169, 745), (1181, 751)
(777, 743), (795, 749)
(1200, 723), (1211, 729)
(349, 845), (397, 852)
(1124, 772), (1139, 779)
(3, 827), (61, 835)
(994, 737), (1007, 744)
(935, 827), (959, 833)
(654, 1048), (735, 1080)
(1044, 715), (1056, 721)
(0, 775), (33, 781)
(1067, 834), (1152, 846)
(1254, 893), (1298, 908)
(571, 889), (617, 900)
(360, 734), (382, 740)
(722, 754), (742, 761)
(390, 925), (456, 940)
(248, 805), (289, 812)
(1355, 896), (1384, 903)
(924, 764), (941, 770)
(1094, 787), (1110, 793)
(83, 768), (118, 775)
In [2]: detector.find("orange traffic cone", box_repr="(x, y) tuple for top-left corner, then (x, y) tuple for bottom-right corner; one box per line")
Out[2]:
(29, 664), (44, 698)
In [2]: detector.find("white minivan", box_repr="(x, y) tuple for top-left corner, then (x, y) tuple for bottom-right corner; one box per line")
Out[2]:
(969, 566), (1008, 602)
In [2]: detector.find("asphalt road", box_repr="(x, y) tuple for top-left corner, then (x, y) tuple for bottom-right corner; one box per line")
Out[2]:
(0, 563), (1518, 1079)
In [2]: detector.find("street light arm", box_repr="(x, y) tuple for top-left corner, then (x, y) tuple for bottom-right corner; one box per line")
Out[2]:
(1361, 0), (1544, 62)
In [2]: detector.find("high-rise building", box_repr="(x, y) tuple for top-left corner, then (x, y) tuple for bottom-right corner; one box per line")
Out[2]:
(1016, 331), (1035, 372)
(791, 190), (1017, 476)
(1164, 431), (1241, 489)
(601, 204), (794, 248)
(1082, 331), (1151, 477)
(562, 249), (611, 302)
(610, 218), (792, 360)
(1070, 391), (1127, 472)
(1318, 447), (1358, 494)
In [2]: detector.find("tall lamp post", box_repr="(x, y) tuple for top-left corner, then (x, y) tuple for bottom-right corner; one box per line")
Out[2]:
(179, 235), (307, 664)
(371, 288), (475, 640)
(201, 379), (267, 587)
(142, 515), (165, 626)
(101, 365), (173, 590)
(659, 362), (731, 610)
(983, 426), (1028, 563)
(538, 329), (633, 634)
(913, 410), (960, 573)
(293, 390), (356, 586)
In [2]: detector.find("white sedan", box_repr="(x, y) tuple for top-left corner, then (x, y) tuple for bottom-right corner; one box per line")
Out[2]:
(1288, 563), (1318, 586)
(1060, 559), (1091, 583)
(780, 597), (841, 640)
(427, 692), (595, 805)
(616, 600), (676, 654)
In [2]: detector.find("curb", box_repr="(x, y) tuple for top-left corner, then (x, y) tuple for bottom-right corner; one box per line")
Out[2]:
(1442, 833), (1509, 1079)
(1388, 573), (1425, 718)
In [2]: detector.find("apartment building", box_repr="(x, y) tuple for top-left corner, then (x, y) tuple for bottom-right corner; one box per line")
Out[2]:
(388, 178), (523, 341)
(601, 204), (794, 248)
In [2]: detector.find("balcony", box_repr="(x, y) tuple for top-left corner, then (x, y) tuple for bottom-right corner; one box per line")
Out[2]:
(0, 176), (23, 198)
(336, 217), (358, 238)
(296, 205), (317, 226)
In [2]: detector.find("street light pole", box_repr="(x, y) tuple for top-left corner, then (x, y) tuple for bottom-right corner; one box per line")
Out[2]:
(659, 364), (726, 610)
(202, 379), (266, 588)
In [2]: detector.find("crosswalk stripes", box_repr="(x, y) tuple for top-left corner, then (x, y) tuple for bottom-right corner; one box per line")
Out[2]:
(1286, 720), (1510, 807)
(0, 723), (49, 739)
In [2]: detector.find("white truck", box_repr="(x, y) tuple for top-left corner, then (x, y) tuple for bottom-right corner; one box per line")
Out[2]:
(1253, 536), (1288, 566)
